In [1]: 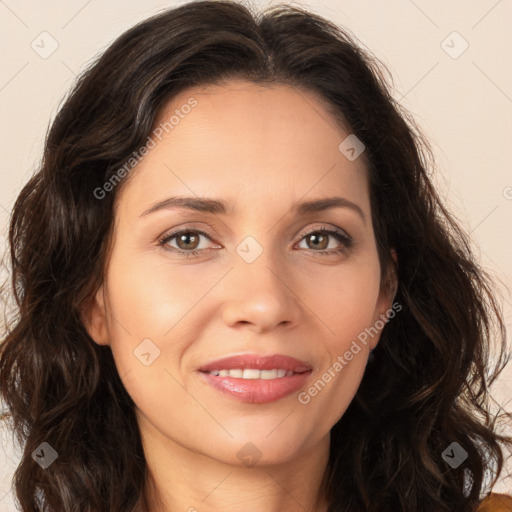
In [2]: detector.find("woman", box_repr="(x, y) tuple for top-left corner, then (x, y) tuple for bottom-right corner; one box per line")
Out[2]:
(0, 1), (510, 511)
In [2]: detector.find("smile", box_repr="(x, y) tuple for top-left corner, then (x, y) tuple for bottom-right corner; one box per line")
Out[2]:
(205, 368), (296, 379)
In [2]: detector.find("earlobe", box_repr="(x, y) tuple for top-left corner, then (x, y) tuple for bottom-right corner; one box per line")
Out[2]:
(80, 285), (110, 346)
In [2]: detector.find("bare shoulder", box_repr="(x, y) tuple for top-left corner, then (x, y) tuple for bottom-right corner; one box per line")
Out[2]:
(476, 493), (512, 512)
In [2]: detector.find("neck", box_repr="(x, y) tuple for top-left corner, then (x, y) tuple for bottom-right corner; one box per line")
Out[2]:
(137, 414), (331, 512)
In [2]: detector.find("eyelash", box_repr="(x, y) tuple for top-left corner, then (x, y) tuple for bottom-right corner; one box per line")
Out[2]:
(158, 225), (353, 258)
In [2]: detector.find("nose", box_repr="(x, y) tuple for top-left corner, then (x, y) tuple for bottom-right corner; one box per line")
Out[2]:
(220, 252), (303, 333)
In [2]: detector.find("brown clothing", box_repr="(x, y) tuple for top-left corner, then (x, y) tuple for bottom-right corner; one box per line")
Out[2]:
(476, 493), (512, 511)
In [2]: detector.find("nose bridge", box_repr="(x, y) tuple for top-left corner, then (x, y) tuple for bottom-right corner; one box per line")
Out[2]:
(234, 234), (289, 298)
(221, 234), (301, 330)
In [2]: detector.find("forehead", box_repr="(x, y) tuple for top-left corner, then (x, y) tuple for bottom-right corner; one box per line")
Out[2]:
(116, 79), (370, 218)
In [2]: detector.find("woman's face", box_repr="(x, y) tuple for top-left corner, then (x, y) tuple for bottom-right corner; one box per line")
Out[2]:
(84, 79), (395, 467)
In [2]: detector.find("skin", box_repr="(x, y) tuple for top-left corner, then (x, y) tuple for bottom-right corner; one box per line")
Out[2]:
(83, 79), (397, 512)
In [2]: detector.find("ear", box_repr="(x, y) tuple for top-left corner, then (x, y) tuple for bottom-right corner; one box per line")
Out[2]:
(370, 249), (399, 349)
(80, 285), (110, 346)
(383, 248), (398, 303)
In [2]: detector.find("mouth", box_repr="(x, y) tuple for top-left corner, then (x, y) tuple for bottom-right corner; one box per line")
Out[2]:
(204, 368), (299, 378)
(198, 354), (313, 403)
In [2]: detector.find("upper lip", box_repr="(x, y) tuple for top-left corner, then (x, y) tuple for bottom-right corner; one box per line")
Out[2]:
(198, 354), (313, 373)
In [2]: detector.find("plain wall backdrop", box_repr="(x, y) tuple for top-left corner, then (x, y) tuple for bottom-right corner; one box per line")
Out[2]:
(0, 0), (511, 508)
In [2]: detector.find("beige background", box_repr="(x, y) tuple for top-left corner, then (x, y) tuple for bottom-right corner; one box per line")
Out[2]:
(0, 0), (511, 508)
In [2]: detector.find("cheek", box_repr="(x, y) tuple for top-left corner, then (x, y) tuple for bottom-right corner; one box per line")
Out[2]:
(101, 254), (203, 419)
(300, 257), (381, 406)
(310, 257), (382, 344)
(100, 252), (195, 379)
(105, 249), (209, 338)
(298, 268), (380, 429)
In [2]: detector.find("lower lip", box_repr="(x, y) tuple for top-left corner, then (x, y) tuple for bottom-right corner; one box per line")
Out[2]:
(199, 371), (312, 403)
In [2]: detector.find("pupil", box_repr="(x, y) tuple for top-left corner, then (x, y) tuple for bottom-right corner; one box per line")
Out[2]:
(310, 233), (327, 250)
(179, 233), (198, 250)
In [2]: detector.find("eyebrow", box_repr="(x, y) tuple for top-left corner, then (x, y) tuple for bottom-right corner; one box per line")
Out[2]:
(140, 196), (366, 222)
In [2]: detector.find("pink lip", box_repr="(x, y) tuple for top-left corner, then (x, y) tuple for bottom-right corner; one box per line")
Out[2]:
(198, 354), (312, 373)
(198, 354), (313, 404)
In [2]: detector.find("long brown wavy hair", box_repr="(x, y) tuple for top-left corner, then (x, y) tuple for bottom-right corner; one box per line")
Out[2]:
(1, 1), (511, 511)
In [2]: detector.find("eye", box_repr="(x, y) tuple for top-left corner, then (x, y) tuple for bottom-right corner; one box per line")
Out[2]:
(159, 228), (217, 257)
(158, 225), (353, 257)
(296, 226), (353, 256)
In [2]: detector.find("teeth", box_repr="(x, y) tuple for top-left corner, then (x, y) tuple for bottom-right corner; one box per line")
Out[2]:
(207, 369), (295, 379)
(260, 369), (278, 380)
(243, 369), (261, 379)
